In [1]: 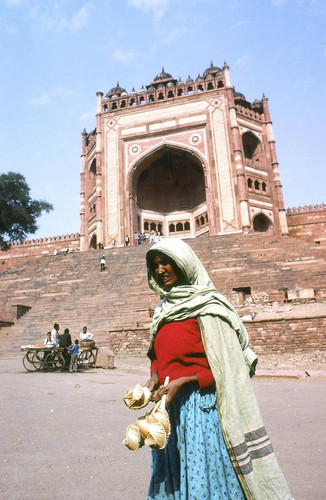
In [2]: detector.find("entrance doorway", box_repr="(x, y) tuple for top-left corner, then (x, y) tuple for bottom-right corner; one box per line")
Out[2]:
(131, 146), (208, 238)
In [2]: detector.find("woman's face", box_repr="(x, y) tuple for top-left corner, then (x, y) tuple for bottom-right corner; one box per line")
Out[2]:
(153, 254), (180, 289)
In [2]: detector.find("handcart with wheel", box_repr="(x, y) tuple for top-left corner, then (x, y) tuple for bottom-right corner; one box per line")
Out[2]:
(77, 344), (98, 369)
(21, 346), (66, 372)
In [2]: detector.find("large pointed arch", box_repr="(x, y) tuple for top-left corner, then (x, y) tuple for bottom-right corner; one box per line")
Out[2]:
(127, 143), (209, 238)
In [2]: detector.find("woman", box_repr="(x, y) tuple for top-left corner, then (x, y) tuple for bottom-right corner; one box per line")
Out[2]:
(145, 239), (293, 500)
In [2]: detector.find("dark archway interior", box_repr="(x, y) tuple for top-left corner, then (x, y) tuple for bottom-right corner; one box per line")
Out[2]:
(133, 147), (206, 212)
(89, 234), (97, 249)
(242, 132), (261, 160)
(253, 213), (272, 232)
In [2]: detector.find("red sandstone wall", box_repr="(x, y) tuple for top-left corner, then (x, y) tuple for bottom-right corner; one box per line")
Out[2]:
(106, 316), (326, 356)
(0, 234), (80, 269)
(246, 316), (326, 354)
(286, 204), (326, 244)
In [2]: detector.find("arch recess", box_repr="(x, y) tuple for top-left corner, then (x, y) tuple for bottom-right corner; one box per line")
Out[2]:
(242, 131), (263, 161)
(253, 213), (273, 233)
(127, 143), (209, 238)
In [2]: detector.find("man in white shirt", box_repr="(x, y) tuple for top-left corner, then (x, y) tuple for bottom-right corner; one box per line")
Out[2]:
(51, 323), (60, 345)
(80, 326), (94, 342)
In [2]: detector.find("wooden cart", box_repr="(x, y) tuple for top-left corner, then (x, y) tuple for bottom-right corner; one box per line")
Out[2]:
(21, 345), (98, 372)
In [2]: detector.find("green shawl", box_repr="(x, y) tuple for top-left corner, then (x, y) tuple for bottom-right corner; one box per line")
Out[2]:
(146, 239), (293, 500)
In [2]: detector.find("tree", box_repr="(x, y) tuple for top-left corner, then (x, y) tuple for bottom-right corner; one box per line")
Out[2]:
(0, 172), (53, 249)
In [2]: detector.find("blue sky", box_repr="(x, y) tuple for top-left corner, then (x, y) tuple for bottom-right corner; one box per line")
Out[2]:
(1, 0), (325, 239)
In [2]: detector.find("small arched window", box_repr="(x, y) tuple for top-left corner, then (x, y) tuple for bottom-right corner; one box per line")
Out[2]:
(242, 132), (262, 161)
(176, 222), (183, 232)
(167, 90), (174, 98)
(187, 86), (194, 95)
(90, 158), (96, 176)
(150, 222), (157, 231)
(169, 223), (175, 233)
(247, 178), (252, 189)
(184, 221), (190, 231)
(262, 182), (267, 192)
(158, 93), (164, 100)
(207, 82), (214, 90)
(144, 221), (149, 231)
(197, 84), (203, 92)
(254, 180), (260, 190)
(148, 94), (155, 102)
(217, 80), (224, 88)
(177, 88), (183, 96)
(111, 102), (117, 110)
(121, 100), (126, 108)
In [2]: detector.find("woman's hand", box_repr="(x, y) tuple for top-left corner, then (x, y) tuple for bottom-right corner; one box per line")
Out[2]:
(145, 371), (159, 392)
(154, 376), (197, 408)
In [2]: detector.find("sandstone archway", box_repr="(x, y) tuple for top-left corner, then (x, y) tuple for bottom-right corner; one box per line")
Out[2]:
(253, 213), (273, 233)
(130, 145), (208, 238)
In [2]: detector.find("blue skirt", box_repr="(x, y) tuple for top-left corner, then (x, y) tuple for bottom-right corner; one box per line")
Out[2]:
(148, 385), (245, 500)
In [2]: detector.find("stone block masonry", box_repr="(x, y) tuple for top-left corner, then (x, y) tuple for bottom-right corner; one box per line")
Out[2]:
(246, 316), (326, 354)
(0, 233), (325, 358)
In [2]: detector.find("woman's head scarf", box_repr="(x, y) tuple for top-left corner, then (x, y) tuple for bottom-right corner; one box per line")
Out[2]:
(146, 238), (257, 375)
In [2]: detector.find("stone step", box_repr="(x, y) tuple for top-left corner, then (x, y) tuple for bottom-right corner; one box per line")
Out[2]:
(1, 233), (325, 358)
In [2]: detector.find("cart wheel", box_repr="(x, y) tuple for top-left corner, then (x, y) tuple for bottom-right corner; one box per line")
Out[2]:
(23, 352), (39, 372)
(32, 352), (45, 371)
(46, 352), (65, 371)
(78, 350), (95, 368)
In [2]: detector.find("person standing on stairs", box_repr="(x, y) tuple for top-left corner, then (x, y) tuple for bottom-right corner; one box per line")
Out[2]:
(100, 255), (106, 272)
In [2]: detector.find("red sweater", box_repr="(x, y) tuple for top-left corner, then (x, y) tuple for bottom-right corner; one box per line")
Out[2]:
(150, 318), (214, 389)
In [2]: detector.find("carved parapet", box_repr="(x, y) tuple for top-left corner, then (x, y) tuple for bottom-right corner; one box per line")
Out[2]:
(8, 233), (80, 247)
(287, 204), (325, 213)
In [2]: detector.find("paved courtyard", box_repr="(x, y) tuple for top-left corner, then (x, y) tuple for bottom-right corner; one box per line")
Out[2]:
(0, 358), (325, 500)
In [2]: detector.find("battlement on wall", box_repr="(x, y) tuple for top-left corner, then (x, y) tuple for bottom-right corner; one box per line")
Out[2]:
(0, 233), (80, 269)
(286, 203), (325, 213)
(286, 203), (326, 244)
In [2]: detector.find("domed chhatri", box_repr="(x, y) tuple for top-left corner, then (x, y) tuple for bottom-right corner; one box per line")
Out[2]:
(203, 61), (223, 78)
(153, 67), (173, 82)
(252, 99), (262, 110)
(107, 81), (127, 98)
(233, 89), (246, 101)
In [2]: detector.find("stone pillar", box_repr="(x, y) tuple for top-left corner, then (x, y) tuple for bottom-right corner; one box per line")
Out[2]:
(262, 96), (289, 235)
(224, 62), (250, 231)
(96, 92), (104, 246)
(80, 129), (87, 251)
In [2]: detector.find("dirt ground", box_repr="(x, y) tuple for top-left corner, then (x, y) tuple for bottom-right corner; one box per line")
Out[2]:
(0, 357), (325, 500)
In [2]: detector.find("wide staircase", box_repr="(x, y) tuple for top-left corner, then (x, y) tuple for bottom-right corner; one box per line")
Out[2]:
(1, 233), (325, 358)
